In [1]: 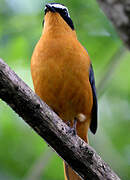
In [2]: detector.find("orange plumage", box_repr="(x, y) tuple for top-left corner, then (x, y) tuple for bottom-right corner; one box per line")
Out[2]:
(31, 3), (97, 180)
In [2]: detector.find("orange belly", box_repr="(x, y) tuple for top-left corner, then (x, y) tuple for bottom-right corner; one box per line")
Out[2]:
(31, 35), (93, 132)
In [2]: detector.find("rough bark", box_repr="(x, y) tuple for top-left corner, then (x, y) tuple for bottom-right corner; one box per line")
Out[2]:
(97, 0), (130, 49)
(0, 59), (120, 180)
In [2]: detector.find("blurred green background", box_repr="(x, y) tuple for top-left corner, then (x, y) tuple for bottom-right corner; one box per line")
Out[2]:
(0, 0), (130, 179)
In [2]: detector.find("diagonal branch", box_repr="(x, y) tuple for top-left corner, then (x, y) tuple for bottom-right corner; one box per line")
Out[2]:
(97, 0), (130, 49)
(0, 58), (120, 180)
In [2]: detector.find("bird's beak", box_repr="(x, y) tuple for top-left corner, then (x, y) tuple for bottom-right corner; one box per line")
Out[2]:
(45, 4), (56, 13)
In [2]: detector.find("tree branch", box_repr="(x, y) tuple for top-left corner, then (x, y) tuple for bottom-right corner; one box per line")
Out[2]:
(0, 58), (120, 180)
(97, 0), (130, 49)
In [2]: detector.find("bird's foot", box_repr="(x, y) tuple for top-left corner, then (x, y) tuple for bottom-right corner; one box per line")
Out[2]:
(66, 121), (71, 127)
(68, 118), (77, 136)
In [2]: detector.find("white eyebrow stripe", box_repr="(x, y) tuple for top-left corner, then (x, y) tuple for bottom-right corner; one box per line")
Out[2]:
(49, 4), (66, 9)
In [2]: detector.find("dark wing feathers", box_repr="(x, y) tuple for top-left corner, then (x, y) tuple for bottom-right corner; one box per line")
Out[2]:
(89, 63), (98, 134)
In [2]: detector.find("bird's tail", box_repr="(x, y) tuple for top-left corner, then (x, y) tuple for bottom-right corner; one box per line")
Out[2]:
(63, 162), (82, 180)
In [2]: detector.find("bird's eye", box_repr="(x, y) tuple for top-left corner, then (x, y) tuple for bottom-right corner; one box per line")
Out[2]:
(63, 9), (68, 15)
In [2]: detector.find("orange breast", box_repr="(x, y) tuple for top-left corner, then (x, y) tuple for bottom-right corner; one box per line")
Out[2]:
(31, 33), (93, 122)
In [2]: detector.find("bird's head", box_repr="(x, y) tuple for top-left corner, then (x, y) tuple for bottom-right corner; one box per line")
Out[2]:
(43, 3), (74, 32)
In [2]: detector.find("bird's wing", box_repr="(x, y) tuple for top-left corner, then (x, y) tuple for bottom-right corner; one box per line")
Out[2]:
(89, 63), (98, 134)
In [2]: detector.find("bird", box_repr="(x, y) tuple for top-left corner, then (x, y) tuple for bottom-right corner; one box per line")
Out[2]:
(31, 3), (98, 180)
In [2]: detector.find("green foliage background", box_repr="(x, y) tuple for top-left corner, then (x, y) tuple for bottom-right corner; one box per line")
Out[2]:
(0, 0), (130, 179)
